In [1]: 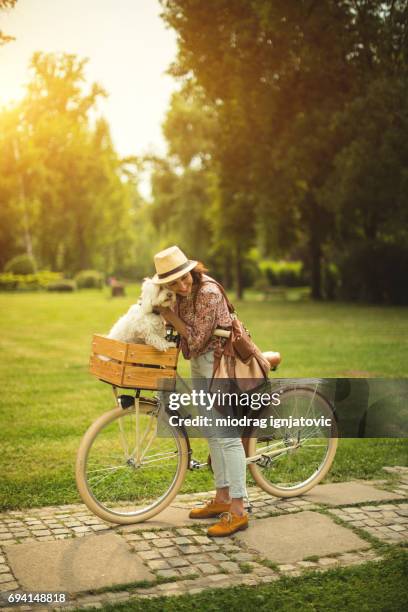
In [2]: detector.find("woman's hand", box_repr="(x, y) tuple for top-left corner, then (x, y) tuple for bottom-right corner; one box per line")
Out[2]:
(157, 306), (173, 321)
(157, 306), (188, 338)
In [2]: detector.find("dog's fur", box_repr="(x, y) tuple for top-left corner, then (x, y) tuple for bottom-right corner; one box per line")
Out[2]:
(107, 278), (176, 351)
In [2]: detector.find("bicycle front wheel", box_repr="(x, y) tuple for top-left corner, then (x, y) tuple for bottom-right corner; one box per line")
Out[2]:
(76, 402), (189, 524)
(248, 387), (338, 497)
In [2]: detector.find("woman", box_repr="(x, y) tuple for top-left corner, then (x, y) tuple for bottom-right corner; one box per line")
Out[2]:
(152, 245), (249, 537)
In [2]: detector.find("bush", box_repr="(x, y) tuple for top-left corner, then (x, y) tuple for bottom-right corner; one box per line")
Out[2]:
(0, 271), (62, 291)
(74, 269), (104, 289)
(241, 258), (260, 289)
(4, 254), (36, 275)
(258, 260), (307, 287)
(338, 241), (408, 305)
(0, 274), (18, 291)
(46, 280), (76, 292)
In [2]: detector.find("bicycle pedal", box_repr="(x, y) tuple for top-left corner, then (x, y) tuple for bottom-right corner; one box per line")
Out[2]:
(256, 454), (274, 468)
(118, 395), (135, 409)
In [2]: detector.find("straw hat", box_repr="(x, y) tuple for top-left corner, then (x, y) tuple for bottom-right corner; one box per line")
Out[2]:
(152, 246), (197, 284)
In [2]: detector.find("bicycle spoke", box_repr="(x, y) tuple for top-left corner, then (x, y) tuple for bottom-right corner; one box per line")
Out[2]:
(140, 420), (159, 463)
(250, 387), (337, 493)
(79, 406), (186, 519)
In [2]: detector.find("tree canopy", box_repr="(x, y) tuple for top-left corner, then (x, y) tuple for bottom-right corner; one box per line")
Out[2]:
(0, 52), (140, 275)
(156, 0), (408, 301)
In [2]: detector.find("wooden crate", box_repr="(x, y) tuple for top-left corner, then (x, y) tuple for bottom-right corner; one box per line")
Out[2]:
(89, 334), (180, 390)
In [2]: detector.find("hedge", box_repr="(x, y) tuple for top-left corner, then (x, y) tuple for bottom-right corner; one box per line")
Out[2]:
(258, 260), (308, 287)
(0, 272), (62, 291)
(46, 280), (76, 292)
(74, 269), (104, 289)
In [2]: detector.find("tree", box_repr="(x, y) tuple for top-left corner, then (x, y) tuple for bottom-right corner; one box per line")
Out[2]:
(0, 52), (140, 274)
(149, 83), (222, 276)
(0, 108), (24, 269)
(160, 0), (408, 300)
(160, 0), (357, 297)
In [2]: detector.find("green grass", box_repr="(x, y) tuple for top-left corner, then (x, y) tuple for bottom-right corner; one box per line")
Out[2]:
(0, 288), (407, 510)
(85, 549), (408, 612)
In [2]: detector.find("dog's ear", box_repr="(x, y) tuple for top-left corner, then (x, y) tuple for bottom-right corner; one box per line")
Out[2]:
(141, 278), (159, 312)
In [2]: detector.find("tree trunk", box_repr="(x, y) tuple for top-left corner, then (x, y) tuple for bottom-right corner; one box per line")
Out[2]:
(235, 246), (244, 300)
(223, 262), (233, 290)
(310, 232), (322, 300)
(77, 222), (89, 271)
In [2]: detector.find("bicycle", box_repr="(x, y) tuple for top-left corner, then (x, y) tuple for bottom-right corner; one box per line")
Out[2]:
(76, 331), (338, 524)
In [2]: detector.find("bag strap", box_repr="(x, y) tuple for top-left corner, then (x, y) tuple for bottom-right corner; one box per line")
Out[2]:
(195, 275), (235, 314)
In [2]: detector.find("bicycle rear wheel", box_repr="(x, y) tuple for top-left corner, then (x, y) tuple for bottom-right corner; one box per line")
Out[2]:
(76, 401), (189, 524)
(248, 387), (338, 497)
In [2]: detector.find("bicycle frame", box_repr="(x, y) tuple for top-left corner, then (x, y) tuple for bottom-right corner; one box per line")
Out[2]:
(110, 382), (330, 472)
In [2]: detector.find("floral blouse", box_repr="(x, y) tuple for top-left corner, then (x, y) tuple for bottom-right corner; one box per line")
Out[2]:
(176, 275), (232, 359)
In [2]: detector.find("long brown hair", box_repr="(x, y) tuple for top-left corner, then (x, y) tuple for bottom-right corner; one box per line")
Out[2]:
(191, 261), (209, 287)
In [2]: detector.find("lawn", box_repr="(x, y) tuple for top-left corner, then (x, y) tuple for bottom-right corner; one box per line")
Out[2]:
(94, 549), (408, 612)
(0, 287), (407, 510)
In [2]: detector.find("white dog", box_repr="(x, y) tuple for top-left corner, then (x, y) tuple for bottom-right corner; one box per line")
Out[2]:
(107, 278), (176, 352)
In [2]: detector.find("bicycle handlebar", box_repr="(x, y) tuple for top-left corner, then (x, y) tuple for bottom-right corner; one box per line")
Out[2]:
(213, 328), (231, 338)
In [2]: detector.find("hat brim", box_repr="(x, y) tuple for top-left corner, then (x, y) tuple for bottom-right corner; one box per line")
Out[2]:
(152, 260), (198, 285)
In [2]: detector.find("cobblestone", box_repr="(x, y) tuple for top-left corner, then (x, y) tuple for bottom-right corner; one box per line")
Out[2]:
(178, 566), (199, 577)
(176, 528), (196, 536)
(0, 474), (406, 609)
(328, 502), (408, 544)
(156, 569), (180, 579)
(167, 557), (191, 568)
(173, 537), (191, 545)
(178, 545), (201, 555)
(138, 550), (162, 561)
(189, 554), (210, 563)
(123, 533), (143, 541)
(199, 563), (218, 575)
(220, 561), (240, 573)
(152, 538), (173, 548)
(209, 552), (229, 561)
(193, 535), (212, 544)
(160, 547), (181, 558)
(0, 580), (18, 590)
(0, 573), (14, 583)
(147, 559), (170, 570)
(142, 532), (159, 540)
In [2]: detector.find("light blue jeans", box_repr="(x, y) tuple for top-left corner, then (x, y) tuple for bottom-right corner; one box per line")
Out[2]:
(190, 351), (247, 499)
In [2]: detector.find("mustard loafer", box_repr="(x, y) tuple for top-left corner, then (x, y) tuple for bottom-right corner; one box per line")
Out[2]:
(189, 498), (231, 519)
(207, 511), (249, 537)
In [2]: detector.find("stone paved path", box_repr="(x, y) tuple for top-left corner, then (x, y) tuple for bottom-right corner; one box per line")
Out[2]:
(0, 468), (407, 611)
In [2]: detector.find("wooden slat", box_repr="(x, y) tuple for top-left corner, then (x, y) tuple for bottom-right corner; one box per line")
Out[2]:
(123, 364), (177, 390)
(89, 355), (124, 385)
(92, 334), (128, 362)
(126, 343), (179, 367)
